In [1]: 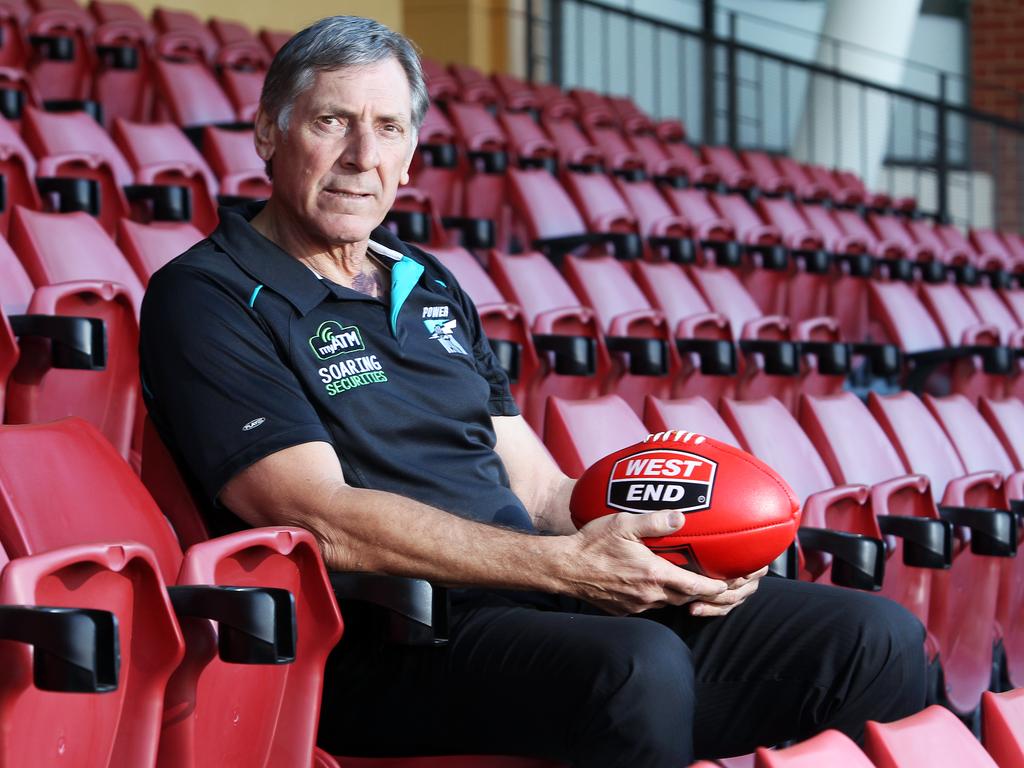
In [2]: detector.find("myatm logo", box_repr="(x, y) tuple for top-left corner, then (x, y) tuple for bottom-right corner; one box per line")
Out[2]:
(606, 449), (717, 514)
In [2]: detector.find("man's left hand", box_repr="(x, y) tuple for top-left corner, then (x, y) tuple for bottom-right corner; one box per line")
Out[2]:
(687, 566), (769, 617)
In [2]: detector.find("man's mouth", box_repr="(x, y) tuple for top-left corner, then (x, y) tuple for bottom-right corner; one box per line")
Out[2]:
(324, 188), (374, 200)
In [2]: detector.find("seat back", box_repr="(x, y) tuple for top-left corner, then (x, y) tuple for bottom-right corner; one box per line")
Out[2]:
(613, 178), (687, 238)
(982, 689), (1024, 768)
(642, 395), (738, 446)
(979, 396), (1024, 470)
(201, 126), (270, 197)
(153, 59), (236, 127)
(116, 219), (204, 284)
(755, 729), (874, 768)
(112, 118), (218, 190)
(488, 250), (584, 327)
(714, 193), (770, 242)
(923, 393), (1016, 476)
(543, 394), (648, 477)
(447, 101), (506, 154)
(561, 170), (637, 233)
(688, 267), (765, 342)
(23, 106), (133, 184)
(562, 253), (653, 335)
(961, 285), (1020, 344)
(867, 282), (946, 353)
(863, 705), (998, 768)
(0, 542), (184, 768)
(869, 213), (916, 251)
(507, 167), (587, 241)
(0, 113), (40, 233)
(631, 261), (713, 335)
(918, 283), (987, 347)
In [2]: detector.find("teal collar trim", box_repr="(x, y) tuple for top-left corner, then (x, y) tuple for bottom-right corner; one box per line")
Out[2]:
(389, 256), (424, 336)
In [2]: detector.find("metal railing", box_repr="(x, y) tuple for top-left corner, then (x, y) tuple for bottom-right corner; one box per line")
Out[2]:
(523, 0), (1024, 232)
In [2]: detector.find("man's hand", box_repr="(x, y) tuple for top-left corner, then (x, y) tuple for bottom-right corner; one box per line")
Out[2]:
(561, 510), (728, 616)
(687, 567), (768, 617)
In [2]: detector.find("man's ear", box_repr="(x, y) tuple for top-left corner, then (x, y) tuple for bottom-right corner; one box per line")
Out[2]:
(399, 133), (417, 186)
(253, 106), (277, 166)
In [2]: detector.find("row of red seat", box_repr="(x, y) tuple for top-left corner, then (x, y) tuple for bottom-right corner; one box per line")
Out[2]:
(543, 388), (1024, 726)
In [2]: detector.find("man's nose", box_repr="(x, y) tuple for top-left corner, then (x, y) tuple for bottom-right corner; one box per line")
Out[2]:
(339, 124), (381, 172)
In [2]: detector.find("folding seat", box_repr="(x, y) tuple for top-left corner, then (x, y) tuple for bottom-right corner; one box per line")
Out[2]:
(259, 28), (291, 57)
(661, 187), (744, 269)
(773, 157), (830, 203)
(904, 218), (977, 284)
(89, 0), (149, 25)
(1003, 230), (1024, 266)
(920, 393), (1024, 692)
(612, 177), (695, 263)
(868, 212), (947, 282)
(584, 123), (648, 178)
(868, 280), (1008, 401)
(25, 7), (95, 103)
(701, 146), (755, 193)
(0, 112), (41, 233)
(834, 168), (915, 214)
(660, 141), (720, 188)
(492, 72), (539, 112)
(540, 114), (604, 172)
(739, 150), (794, 197)
(971, 228), (1022, 281)
(152, 58), (238, 130)
(831, 208), (914, 281)
(642, 394), (739, 446)
(624, 132), (688, 183)
(428, 246), (539, 414)
(448, 62), (499, 106)
(937, 222), (1011, 283)
(982, 688), (1024, 767)
(801, 392), (1013, 718)
(219, 61), (265, 122)
(497, 110), (558, 171)
(111, 118), (220, 233)
(208, 17), (256, 48)
(487, 250), (609, 432)
(420, 57), (458, 103)
(542, 393), (648, 476)
(533, 82), (577, 122)
(0, 0), (29, 69)
(604, 95), (654, 134)
(152, 7), (218, 63)
(444, 101), (509, 230)
(0, 227), (138, 460)
(0, 417), (344, 768)
(91, 16), (156, 125)
(569, 87), (616, 128)
(803, 165), (875, 210)
(0, 541), (184, 767)
(200, 125), (269, 199)
(863, 705), (998, 767)
(754, 730), (874, 768)
(409, 104), (461, 219)
(116, 218), (203, 284)
(959, 281), (1024, 349)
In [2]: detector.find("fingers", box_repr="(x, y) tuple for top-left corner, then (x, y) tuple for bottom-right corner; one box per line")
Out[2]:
(612, 509), (685, 540)
(688, 574), (763, 617)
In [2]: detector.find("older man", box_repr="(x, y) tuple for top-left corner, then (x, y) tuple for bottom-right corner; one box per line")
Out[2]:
(140, 15), (926, 766)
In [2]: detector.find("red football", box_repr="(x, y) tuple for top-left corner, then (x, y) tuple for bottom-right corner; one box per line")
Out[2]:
(569, 429), (801, 579)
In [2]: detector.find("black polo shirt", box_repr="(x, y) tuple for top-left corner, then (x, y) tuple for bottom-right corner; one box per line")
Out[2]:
(139, 202), (531, 536)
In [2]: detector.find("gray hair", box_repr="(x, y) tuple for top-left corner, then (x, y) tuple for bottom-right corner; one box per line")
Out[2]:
(260, 16), (428, 135)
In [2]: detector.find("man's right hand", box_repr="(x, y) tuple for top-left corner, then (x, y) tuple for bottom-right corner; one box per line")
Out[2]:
(559, 510), (728, 616)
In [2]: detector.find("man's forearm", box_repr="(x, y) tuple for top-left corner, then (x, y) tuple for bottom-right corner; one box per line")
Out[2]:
(533, 475), (577, 535)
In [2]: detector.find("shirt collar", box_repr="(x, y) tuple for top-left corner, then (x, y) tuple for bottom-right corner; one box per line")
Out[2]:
(211, 201), (420, 316)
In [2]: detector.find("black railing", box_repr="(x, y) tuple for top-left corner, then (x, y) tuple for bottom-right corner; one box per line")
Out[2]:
(524, 0), (1024, 232)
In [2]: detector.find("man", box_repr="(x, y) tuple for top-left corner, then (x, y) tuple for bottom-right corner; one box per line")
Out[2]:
(140, 16), (926, 766)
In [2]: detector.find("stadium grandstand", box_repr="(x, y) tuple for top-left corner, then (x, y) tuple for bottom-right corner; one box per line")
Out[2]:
(1, 0), (1024, 764)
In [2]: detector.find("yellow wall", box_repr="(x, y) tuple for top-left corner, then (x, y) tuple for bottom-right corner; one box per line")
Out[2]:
(402, 0), (511, 74)
(123, 0), (404, 36)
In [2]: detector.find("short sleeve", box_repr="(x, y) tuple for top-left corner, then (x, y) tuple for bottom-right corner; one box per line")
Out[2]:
(140, 265), (332, 502)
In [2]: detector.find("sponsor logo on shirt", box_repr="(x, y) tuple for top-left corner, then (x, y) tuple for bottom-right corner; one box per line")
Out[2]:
(309, 321), (365, 360)
(606, 450), (717, 514)
(423, 309), (467, 355)
(318, 355), (388, 396)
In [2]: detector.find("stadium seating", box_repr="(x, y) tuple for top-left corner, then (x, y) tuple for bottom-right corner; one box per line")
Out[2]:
(863, 705), (998, 766)
(543, 394), (647, 476)
(116, 218), (204, 283)
(982, 688), (1024, 766)
(754, 729), (873, 767)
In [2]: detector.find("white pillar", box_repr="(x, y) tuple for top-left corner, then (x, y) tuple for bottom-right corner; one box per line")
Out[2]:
(791, 0), (922, 188)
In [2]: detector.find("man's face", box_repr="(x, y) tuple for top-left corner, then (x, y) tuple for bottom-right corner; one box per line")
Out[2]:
(255, 58), (416, 245)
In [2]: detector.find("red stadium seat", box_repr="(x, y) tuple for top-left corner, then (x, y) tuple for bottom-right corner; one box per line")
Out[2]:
(868, 212), (946, 281)
(773, 157), (829, 203)
(835, 169), (914, 213)
(710, 192), (788, 315)
(0, 542), (184, 767)
(971, 228), (1021, 277)
(982, 688), (1024, 767)
(542, 394), (648, 477)
(492, 72), (540, 112)
(201, 125), (270, 198)
(612, 177), (694, 262)
(0, 112), (41, 233)
(739, 151), (794, 197)
(863, 705), (998, 767)
(754, 729), (873, 768)
(662, 187), (741, 268)
(91, 17), (156, 125)
(642, 394), (739, 446)
(801, 392), (1006, 718)
(904, 219), (976, 283)
(0, 417), (344, 768)
(153, 58), (237, 128)
(116, 218), (204, 284)
(540, 115), (603, 171)
(449, 62), (500, 106)
(937, 222), (1008, 278)
(626, 133), (688, 182)
(420, 57), (458, 103)
(661, 141), (719, 188)
(220, 65), (264, 122)
(25, 8), (95, 103)
(584, 123), (646, 177)
(152, 6), (218, 63)
(702, 146), (755, 192)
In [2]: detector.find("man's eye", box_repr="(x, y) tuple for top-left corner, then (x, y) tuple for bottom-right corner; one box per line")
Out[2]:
(381, 123), (401, 134)
(319, 116), (341, 127)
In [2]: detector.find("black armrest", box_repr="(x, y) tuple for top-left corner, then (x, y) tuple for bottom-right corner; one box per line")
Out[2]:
(598, 231), (642, 261)
(418, 143), (458, 168)
(744, 243), (789, 271)
(850, 342), (902, 377)
(533, 233), (595, 263)
(675, 337), (737, 376)
(43, 100), (103, 126)
(917, 261), (947, 284)
(797, 528), (885, 591)
(876, 514), (953, 569)
(605, 335), (669, 376)
(907, 345), (1012, 376)
(532, 333), (596, 376)
(738, 339), (799, 376)
(182, 122), (255, 151)
(8, 314), (106, 370)
(700, 239), (743, 268)
(612, 168), (646, 182)
(29, 34), (75, 61)
(938, 505), (1017, 557)
(798, 340), (851, 376)
(768, 541), (799, 580)
(488, 338), (521, 383)
(330, 572), (449, 647)
(384, 209), (431, 244)
(793, 249), (831, 274)
(0, 605), (118, 693)
(124, 184), (192, 222)
(36, 177), (100, 216)
(984, 268), (1013, 290)
(878, 256), (914, 282)
(648, 235), (695, 265)
(96, 44), (139, 70)
(834, 252), (874, 278)
(518, 156), (557, 174)
(167, 585), (297, 664)
(0, 88), (25, 121)
(467, 149), (507, 174)
(441, 216), (495, 249)
(952, 262), (979, 286)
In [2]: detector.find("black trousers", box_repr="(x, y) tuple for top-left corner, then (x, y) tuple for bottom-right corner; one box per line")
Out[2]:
(318, 577), (927, 766)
